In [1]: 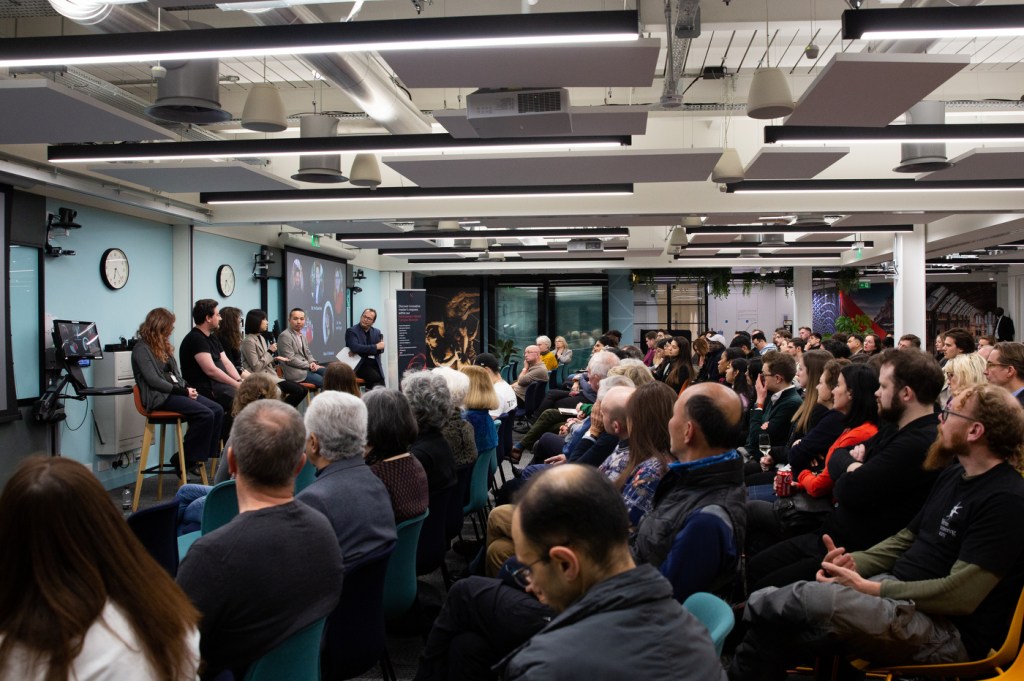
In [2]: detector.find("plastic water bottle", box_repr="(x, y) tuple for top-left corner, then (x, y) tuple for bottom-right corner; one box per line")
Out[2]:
(121, 487), (132, 518)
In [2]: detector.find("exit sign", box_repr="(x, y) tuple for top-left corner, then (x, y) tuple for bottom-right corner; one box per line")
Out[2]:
(858, 280), (871, 289)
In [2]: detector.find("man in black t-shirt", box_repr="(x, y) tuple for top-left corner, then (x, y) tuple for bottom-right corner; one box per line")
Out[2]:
(180, 299), (242, 439)
(730, 384), (1024, 681)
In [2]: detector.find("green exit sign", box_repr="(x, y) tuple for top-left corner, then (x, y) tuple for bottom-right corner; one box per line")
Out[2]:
(858, 280), (871, 289)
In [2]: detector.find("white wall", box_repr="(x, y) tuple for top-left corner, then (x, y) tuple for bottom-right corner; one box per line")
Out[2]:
(708, 285), (794, 336)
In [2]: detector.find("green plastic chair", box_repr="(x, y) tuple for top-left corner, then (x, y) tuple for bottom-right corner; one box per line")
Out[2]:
(383, 510), (428, 621)
(463, 447), (497, 517)
(294, 462), (317, 494)
(201, 480), (239, 534)
(242, 617), (326, 681)
(682, 592), (735, 657)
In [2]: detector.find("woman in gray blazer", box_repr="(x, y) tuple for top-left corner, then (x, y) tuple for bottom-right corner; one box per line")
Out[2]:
(240, 309), (307, 408)
(131, 308), (224, 463)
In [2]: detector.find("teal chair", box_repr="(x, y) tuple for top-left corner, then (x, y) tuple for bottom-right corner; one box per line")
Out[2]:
(383, 510), (428, 621)
(463, 447), (497, 539)
(682, 592), (735, 657)
(294, 462), (317, 494)
(201, 480), (239, 534)
(243, 617), (326, 681)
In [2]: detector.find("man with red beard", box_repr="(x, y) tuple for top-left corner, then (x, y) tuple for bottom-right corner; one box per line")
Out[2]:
(730, 384), (1024, 681)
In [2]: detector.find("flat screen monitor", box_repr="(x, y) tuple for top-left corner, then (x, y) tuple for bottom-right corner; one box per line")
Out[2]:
(53, 319), (103, 362)
(283, 248), (347, 365)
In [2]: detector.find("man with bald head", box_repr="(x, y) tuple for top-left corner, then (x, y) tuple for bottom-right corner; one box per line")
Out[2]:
(632, 382), (748, 602)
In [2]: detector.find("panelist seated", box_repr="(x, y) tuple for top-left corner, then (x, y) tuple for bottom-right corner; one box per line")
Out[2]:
(277, 307), (327, 388)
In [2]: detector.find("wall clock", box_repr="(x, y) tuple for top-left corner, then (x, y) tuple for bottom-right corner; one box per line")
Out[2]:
(100, 248), (129, 290)
(217, 264), (236, 297)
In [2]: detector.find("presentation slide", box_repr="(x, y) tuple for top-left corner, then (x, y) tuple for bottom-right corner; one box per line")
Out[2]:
(283, 248), (347, 364)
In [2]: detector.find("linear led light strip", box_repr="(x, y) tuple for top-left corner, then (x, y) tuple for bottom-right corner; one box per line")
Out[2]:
(725, 179), (1024, 194)
(842, 5), (1024, 41)
(0, 11), (639, 68)
(391, 248), (630, 257)
(203, 187), (634, 205)
(765, 124), (1024, 145)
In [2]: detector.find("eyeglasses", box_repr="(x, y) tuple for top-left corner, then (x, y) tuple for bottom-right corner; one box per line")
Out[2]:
(939, 407), (976, 423)
(511, 556), (550, 588)
(986, 362), (1010, 369)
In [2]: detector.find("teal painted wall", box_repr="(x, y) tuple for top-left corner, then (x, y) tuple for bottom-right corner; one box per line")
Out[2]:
(351, 267), (387, 339)
(607, 269), (635, 345)
(193, 231), (262, 315)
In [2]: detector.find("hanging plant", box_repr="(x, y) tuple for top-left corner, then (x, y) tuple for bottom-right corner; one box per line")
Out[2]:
(835, 268), (861, 294)
(707, 268), (732, 299)
(630, 269), (657, 291)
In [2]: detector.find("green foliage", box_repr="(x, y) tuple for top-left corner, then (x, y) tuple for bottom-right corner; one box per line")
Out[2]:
(489, 338), (520, 366)
(707, 268), (732, 299)
(833, 314), (874, 336)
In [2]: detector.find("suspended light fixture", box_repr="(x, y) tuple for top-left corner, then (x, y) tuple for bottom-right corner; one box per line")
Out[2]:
(349, 153), (382, 188)
(747, 1), (794, 120)
(241, 83), (288, 132)
(712, 148), (745, 184)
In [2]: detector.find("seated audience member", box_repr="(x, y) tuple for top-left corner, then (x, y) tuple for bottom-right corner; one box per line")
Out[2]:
(536, 335), (558, 371)
(863, 333), (882, 356)
(179, 299), (241, 438)
(364, 388), (433, 515)
(511, 351), (620, 462)
(429, 368), (478, 469)
(502, 465), (726, 680)
(725, 358), (755, 435)
(133, 307), (223, 469)
(323, 361), (361, 397)
(298, 391), (397, 567)
(215, 306), (249, 377)
(619, 344), (644, 360)
(277, 307), (327, 388)
(605, 329), (623, 346)
(731, 385), (1024, 681)
(632, 382), (747, 602)
(934, 333), (947, 363)
(534, 342), (618, 415)
(940, 351), (988, 407)
(898, 333), (922, 350)
(882, 335), (895, 349)
(978, 333), (997, 349)
(511, 345), (549, 409)
(985, 342), (1024, 404)
(747, 349), (944, 590)
(823, 338), (851, 359)
(553, 335), (573, 367)
(847, 333), (868, 362)
(240, 308), (307, 407)
(460, 365), (500, 453)
(751, 331), (776, 356)
(176, 400), (344, 680)
(399, 379), (458, 494)
(0, 457), (199, 681)
(474, 352), (518, 418)
(806, 332), (822, 350)
(745, 351), (802, 453)
(642, 330), (659, 366)
(749, 350), (839, 487)
(941, 327), (976, 365)
(653, 337), (694, 393)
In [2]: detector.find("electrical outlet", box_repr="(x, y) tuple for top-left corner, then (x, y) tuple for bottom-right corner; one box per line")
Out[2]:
(94, 459), (112, 473)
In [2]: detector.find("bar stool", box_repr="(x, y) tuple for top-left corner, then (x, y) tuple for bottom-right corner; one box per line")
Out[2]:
(131, 386), (208, 512)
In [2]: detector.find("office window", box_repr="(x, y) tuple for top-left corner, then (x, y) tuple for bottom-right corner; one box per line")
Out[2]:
(10, 245), (40, 400)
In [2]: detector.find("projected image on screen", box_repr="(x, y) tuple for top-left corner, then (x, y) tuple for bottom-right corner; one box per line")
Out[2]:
(284, 249), (347, 364)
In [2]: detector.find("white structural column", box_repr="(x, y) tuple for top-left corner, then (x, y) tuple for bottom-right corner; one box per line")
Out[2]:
(792, 266), (813, 333)
(893, 225), (927, 340)
(1007, 266), (1024, 339)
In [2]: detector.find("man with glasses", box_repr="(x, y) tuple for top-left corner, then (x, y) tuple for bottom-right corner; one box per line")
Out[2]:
(984, 342), (1024, 405)
(732, 384), (1024, 681)
(748, 349), (944, 591)
(345, 307), (385, 389)
(745, 351), (802, 454)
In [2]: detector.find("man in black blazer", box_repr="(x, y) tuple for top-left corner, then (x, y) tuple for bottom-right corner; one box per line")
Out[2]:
(985, 342), (1024, 406)
(345, 308), (385, 389)
(995, 307), (1016, 342)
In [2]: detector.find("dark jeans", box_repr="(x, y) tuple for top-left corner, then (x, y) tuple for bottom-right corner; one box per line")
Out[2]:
(746, 531), (826, 591)
(277, 379), (308, 408)
(158, 393), (224, 462)
(533, 432), (566, 461)
(301, 366), (327, 388)
(207, 382), (236, 441)
(518, 409), (568, 449)
(536, 389), (589, 415)
(414, 577), (553, 681)
(356, 360), (385, 389)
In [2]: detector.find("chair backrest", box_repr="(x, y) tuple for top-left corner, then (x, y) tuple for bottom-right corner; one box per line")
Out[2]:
(417, 484), (456, 577)
(127, 498), (179, 577)
(448, 465), (474, 542)
(201, 480), (239, 534)
(524, 381), (546, 417)
(322, 543), (395, 681)
(682, 591), (735, 657)
(294, 462), (317, 494)
(243, 617), (326, 681)
(132, 384), (147, 416)
(499, 364), (513, 383)
(463, 447), (497, 516)
(497, 412), (515, 466)
(383, 510), (428, 620)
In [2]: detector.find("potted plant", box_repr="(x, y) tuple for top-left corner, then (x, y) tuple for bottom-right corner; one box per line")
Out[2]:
(489, 338), (520, 367)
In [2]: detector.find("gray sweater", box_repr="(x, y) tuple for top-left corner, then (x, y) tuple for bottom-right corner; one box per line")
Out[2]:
(131, 342), (188, 411)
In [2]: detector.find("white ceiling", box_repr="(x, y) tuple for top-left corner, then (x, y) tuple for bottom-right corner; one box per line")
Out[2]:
(2, 0), (1024, 274)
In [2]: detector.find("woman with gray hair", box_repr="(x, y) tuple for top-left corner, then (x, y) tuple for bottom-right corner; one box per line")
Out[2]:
(297, 391), (396, 566)
(364, 389), (429, 522)
(425, 368), (479, 468)
(399, 374), (458, 494)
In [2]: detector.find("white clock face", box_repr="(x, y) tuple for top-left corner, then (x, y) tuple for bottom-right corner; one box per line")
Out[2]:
(218, 265), (235, 297)
(101, 248), (129, 290)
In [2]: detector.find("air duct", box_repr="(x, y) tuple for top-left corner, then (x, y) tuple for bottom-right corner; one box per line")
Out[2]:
(893, 100), (952, 173)
(291, 115), (347, 183)
(145, 49), (231, 124)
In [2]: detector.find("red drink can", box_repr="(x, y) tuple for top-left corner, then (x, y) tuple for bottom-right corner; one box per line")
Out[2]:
(774, 470), (793, 497)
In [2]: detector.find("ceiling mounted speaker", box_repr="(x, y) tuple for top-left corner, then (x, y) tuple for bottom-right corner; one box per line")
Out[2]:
(438, 220), (461, 231)
(712, 148), (745, 184)
(241, 83), (287, 133)
(145, 58), (231, 124)
(349, 153), (382, 188)
(291, 115), (346, 184)
(746, 68), (794, 120)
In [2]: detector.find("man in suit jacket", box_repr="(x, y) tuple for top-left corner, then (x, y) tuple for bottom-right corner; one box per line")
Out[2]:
(345, 308), (385, 389)
(995, 307), (1016, 342)
(278, 307), (326, 387)
(745, 351), (803, 453)
(985, 342), (1024, 406)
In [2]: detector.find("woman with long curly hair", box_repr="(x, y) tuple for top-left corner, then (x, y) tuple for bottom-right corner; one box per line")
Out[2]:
(132, 307), (223, 465)
(0, 457), (200, 680)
